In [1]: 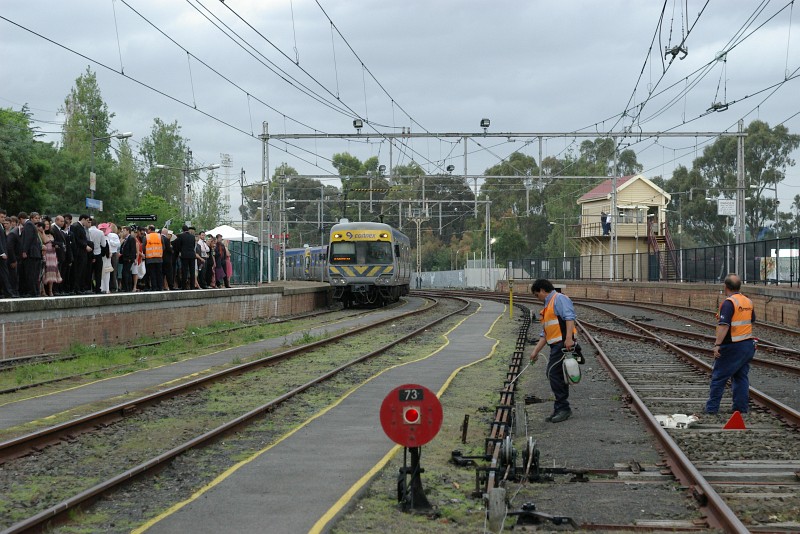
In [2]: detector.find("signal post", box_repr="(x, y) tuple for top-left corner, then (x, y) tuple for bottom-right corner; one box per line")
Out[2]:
(380, 384), (443, 512)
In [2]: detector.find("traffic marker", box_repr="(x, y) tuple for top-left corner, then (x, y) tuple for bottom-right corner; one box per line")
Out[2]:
(723, 410), (747, 430)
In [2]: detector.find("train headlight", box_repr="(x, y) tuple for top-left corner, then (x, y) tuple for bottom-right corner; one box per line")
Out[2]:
(375, 275), (393, 285)
(329, 276), (347, 286)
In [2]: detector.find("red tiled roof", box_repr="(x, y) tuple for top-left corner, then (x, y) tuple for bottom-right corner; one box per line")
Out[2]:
(578, 175), (635, 202)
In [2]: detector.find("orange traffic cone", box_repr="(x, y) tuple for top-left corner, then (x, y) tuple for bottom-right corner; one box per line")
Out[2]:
(723, 411), (747, 430)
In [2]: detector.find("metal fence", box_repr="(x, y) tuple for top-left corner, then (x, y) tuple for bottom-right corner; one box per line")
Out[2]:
(228, 242), (277, 284)
(513, 236), (800, 286)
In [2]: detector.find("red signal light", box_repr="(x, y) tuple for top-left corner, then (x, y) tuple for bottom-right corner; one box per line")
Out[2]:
(403, 406), (421, 424)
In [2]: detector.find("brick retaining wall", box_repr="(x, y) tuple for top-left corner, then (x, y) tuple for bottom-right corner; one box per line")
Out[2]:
(0, 283), (330, 360)
(499, 281), (800, 329)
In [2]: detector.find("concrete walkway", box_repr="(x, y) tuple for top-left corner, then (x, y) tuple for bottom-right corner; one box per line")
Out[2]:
(141, 299), (504, 534)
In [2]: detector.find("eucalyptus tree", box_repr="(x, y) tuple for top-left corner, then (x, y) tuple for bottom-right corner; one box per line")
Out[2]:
(50, 67), (133, 215)
(689, 120), (798, 241)
(193, 172), (226, 232)
(138, 118), (189, 209)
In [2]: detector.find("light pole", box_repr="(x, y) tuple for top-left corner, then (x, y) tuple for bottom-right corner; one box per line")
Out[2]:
(549, 221), (566, 258)
(90, 129), (132, 202)
(750, 184), (779, 235)
(155, 154), (220, 224)
(488, 237), (497, 290)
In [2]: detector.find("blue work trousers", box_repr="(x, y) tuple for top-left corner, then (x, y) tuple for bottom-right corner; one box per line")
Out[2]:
(546, 342), (570, 413)
(705, 339), (755, 414)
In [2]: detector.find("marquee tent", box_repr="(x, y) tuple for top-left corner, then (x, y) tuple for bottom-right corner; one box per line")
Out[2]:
(206, 224), (259, 243)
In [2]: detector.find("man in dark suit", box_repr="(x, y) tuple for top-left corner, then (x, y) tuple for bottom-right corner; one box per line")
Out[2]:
(70, 214), (93, 294)
(5, 215), (21, 295)
(0, 209), (18, 298)
(177, 225), (198, 289)
(20, 211), (43, 297)
(119, 226), (136, 292)
(52, 215), (70, 295)
(160, 228), (174, 290)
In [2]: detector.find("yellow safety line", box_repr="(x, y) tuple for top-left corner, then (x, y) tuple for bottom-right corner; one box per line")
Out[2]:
(136, 301), (502, 534)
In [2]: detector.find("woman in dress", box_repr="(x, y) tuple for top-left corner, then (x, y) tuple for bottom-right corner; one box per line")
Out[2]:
(42, 220), (62, 296)
(214, 234), (230, 288)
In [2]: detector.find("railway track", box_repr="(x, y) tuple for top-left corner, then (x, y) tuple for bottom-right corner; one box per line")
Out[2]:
(0, 296), (471, 533)
(0, 305), (363, 374)
(417, 290), (800, 532)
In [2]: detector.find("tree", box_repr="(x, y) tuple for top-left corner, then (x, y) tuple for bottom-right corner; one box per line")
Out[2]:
(121, 193), (179, 231)
(60, 66), (113, 160)
(138, 118), (189, 209)
(481, 152), (539, 217)
(193, 172), (226, 231)
(744, 121), (800, 237)
(45, 68), (136, 216)
(331, 153), (392, 223)
(662, 165), (729, 247)
(687, 120), (799, 242)
(0, 106), (50, 212)
(492, 223), (528, 265)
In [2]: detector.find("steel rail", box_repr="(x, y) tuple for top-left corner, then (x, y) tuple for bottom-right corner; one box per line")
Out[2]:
(574, 320), (750, 533)
(3, 296), (471, 534)
(0, 305), (357, 372)
(575, 296), (800, 343)
(0, 298), (438, 462)
(580, 319), (800, 376)
(578, 302), (800, 427)
(629, 320), (800, 358)
(420, 290), (799, 532)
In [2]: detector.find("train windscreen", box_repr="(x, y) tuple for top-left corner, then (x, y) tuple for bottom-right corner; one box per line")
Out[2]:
(330, 242), (393, 265)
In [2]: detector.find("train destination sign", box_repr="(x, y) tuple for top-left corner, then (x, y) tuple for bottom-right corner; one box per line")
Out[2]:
(380, 384), (442, 447)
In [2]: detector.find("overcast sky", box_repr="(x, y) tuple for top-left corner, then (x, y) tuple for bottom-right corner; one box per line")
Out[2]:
(2, 1), (799, 214)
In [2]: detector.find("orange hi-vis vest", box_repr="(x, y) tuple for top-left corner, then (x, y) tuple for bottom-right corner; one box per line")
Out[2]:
(723, 293), (753, 342)
(145, 232), (163, 259)
(541, 292), (577, 345)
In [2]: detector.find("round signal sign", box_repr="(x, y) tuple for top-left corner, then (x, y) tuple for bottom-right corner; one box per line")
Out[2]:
(380, 384), (443, 447)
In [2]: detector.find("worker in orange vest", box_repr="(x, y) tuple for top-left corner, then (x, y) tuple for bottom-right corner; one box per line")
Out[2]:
(704, 273), (756, 414)
(144, 225), (164, 292)
(529, 278), (580, 423)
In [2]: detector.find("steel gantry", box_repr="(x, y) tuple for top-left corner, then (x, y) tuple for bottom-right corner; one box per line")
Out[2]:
(259, 128), (747, 280)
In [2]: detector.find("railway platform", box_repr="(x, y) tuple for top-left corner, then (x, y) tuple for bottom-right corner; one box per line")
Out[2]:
(138, 299), (505, 534)
(0, 297), (428, 430)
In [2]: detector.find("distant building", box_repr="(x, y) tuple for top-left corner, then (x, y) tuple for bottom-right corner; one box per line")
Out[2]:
(577, 174), (677, 280)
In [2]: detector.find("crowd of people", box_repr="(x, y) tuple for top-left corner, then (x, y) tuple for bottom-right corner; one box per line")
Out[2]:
(0, 209), (233, 299)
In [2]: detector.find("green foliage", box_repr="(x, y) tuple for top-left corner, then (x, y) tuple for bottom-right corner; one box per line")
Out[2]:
(481, 152), (539, 217)
(138, 118), (189, 207)
(60, 66), (114, 160)
(492, 224), (528, 264)
(193, 172), (226, 231)
(0, 106), (51, 212)
(120, 193), (179, 230)
(664, 120), (800, 245)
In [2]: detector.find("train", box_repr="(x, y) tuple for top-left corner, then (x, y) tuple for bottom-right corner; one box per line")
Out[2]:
(283, 220), (412, 307)
(284, 245), (328, 282)
(327, 220), (412, 306)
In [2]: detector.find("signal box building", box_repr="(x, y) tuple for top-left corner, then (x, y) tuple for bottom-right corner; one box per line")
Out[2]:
(577, 174), (676, 280)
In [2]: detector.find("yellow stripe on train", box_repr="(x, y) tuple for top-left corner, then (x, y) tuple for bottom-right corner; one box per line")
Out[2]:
(329, 265), (394, 277)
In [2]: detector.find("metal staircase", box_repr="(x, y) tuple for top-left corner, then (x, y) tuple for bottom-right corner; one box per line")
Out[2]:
(648, 222), (679, 280)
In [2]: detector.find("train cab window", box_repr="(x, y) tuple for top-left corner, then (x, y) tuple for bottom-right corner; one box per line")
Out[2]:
(330, 241), (392, 264)
(330, 242), (356, 264)
(366, 242), (392, 264)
